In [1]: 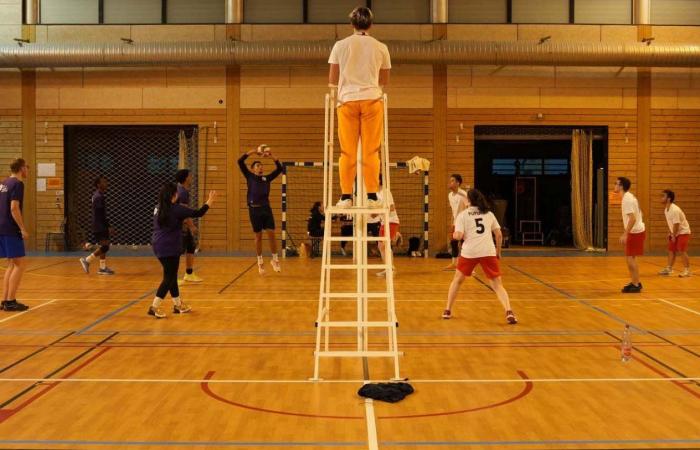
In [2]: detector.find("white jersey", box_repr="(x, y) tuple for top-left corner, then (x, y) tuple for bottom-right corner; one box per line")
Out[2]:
(448, 189), (468, 223)
(455, 207), (500, 258)
(328, 33), (391, 104)
(377, 189), (399, 224)
(665, 203), (691, 235)
(621, 191), (645, 233)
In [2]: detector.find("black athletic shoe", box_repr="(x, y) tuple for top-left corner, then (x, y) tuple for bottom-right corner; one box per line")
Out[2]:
(2, 300), (29, 311)
(621, 283), (642, 293)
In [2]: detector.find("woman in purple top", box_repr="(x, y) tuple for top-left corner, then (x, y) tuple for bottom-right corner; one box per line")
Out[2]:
(148, 182), (216, 319)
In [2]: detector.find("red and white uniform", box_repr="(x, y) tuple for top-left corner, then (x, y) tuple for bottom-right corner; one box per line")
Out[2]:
(622, 191), (645, 256)
(378, 188), (400, 240)
(454, 206), (501, 279)
(665, 203), (691, 253)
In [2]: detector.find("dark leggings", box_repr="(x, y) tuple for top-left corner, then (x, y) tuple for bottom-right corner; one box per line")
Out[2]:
(451, 239), (461, 258)
(156, 256), (180, 299)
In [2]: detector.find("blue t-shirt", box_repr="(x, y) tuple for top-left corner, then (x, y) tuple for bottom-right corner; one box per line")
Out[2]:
(92, 190), (110, 233)
(0, 177), (24, 237)
(152, 203), (209, 258)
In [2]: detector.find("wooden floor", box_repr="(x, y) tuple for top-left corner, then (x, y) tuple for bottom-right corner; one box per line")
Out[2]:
(0, 254), (698, 449)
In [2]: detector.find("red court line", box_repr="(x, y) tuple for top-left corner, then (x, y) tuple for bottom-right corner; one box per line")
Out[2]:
(200, 370), (532, 420)
(0, 347), (111, 424)
(634, 356), (700, 400)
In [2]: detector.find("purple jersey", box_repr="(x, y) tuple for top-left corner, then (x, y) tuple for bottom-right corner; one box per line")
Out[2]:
(152, 203), (209, 258)
(177, 184), (190, 206)
(92, 190), (110, 233)
(0, 177), (24, 236)
(238, 153), (283, 207)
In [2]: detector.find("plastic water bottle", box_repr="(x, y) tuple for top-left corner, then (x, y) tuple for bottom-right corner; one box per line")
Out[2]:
(621, 324), (632, 362)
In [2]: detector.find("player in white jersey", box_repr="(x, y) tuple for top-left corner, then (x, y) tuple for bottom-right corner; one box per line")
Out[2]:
(658, 189), (691, 277)
(375, 176), (400, 277)
(443, 189), (516, 324)
(614, 177), (645, 293)
(445, 174), (468, 271)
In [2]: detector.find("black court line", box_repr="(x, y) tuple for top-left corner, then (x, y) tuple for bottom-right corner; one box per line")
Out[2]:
(0, 332), (75, 374)
(473, 274), (494, 292)
(0, 331), (118, 410)
(217, 262), (258, 294)
(27, 260), (71, 273)
(646, 330), (700, 360)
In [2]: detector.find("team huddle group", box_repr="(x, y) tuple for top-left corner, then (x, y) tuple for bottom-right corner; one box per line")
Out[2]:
(0, 6), (692, 320)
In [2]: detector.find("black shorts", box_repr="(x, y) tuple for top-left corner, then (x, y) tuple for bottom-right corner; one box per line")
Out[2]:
(367, 222), (380, 237)
(249, 205), (275, 233)
(93, 231), (110, 244)
(182, 230), (197, 254)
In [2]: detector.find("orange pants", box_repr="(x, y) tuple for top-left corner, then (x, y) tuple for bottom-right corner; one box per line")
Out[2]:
(337, 99), (383, 195)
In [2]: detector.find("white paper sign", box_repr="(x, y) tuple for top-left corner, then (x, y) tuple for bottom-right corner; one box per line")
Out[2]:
(37, 163), (56, 177)
(37, 178), (47, 192)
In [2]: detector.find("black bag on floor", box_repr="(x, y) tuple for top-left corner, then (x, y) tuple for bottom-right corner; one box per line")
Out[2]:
(357, 382), (414, 403)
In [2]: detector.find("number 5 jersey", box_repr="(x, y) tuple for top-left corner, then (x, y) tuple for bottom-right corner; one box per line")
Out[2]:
(454, 206), (501, 259)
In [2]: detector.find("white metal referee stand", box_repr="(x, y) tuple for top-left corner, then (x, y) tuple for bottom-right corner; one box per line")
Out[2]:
(312, 91), (402, 381)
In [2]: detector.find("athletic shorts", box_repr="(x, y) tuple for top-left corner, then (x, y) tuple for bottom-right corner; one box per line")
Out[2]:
(367, 222), (380, 237)
(182, 229), (197, 254)
(249, 205), (275, 233)
(93, 231), (110, 244)
(625, 231), (646, 257)
(380, 223), (400, 240)
(457, 256), (501, 280)
(0, 235), (25, 259)
(668, 234), (691, 253)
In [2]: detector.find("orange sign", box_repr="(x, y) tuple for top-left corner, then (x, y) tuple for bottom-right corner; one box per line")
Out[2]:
(47, 178), (62, 189)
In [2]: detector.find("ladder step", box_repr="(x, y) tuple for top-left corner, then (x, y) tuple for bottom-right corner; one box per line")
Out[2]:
(317, 321), (397, 328)
(323, 264), (390, 270)
(316, 351), (403, 358)
(326, 236), (387, 242)
(321, 293), (388, 298)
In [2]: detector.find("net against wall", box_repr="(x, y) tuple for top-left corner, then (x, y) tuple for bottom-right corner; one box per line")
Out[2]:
(64, 125), (198, 249)
(281, 161), (429, 256)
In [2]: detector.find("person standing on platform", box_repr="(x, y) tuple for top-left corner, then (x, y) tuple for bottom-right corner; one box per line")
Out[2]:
(329, 6), (391, 208)
(614, 177), (646, 293)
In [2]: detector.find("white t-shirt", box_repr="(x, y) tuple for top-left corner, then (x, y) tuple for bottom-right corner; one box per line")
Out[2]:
(665, 203), (691, 235)
(455, 207), (500, 259)
(621, 191), (645, 233)
(377, 189), (399, 224)
(448, 189), (468, 223)
(328, 33), (391, 104)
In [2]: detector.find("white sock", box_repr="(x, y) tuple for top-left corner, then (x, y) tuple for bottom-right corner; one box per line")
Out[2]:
(86, 254), (96, 263)
(99, 259), (106, 270)
(257, 255), (263, 264)
(272, 253), (279, 261)
(151, 297), (163, 308)
(172, 297), (182, 307)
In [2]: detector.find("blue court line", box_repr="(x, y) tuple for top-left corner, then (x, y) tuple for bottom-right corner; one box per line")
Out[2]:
(75, 290), (155, 335)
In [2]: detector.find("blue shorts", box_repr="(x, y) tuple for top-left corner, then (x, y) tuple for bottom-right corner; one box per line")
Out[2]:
(0, 235), (25, 259)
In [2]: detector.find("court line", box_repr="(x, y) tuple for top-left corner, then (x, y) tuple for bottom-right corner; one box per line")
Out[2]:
(1, 376), (699, 384)
(380, 439), (700, 447)
(0, 440), (366, 447)
(218, 262), (257, 294)
(75, 290), (155, 335)
(657, 298), (700, 317)
(0, 331), (75, 374)
(0, 300), (57, 324)
(364, 399), (379, 450)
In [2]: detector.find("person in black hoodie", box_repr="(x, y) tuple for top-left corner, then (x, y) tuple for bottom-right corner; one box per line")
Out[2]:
(307, 201), (325, 257)
(148, 183), (216, 319)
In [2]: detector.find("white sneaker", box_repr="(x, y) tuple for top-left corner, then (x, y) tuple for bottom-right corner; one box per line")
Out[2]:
(340, 247), (347, 257)
(271, 259), (281, 273)
(366, 198), (383, 208)
(336, 198), (353, 208)
(658, 267), (673, 275)
(376, 270), (386, 277)
(258, 262), (266, 275)
(679, 269), (692, 278)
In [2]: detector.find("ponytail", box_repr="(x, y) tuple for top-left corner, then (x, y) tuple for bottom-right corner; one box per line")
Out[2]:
(467, 188), (490, 214)
(156, 182), (177, 227)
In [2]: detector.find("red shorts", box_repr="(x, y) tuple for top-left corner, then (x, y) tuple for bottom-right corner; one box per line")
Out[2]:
(625, 231), (645, 257)
(457, 256), (501, 280)
(668, 234), (691, 253)
(380, 223), (400, 240)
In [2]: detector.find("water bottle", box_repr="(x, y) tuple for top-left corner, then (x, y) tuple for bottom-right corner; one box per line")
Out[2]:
(621, 324), (632, 362)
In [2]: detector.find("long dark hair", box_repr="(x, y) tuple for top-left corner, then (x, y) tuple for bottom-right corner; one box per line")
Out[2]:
(467, 189), (490, 214)
(156, 182), (178, 227)
(310, 201), (322, 215)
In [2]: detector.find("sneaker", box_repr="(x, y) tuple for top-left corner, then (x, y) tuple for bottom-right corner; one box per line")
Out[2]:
(366, 198), (383, 209)
(376, 270), (386, 278)
(79, 257), (90, 274)
(147, 306), (166, 319)
(258, 263), (266, 275)
(506, 310), (518, 324)
(679, 269), (692, 278)
(340, 247), (347, 257)
(173, 303), (192, 314)
(2, 300), (28, 312)
(271, 259), (281, 273)
(336, 198), (353, 209)
(442, 309), (451, 319)
(658, 267), (673, 276)
(97, 267), (115, 276)
(183, 273), (203, 283)
(621, 283), (642, 293)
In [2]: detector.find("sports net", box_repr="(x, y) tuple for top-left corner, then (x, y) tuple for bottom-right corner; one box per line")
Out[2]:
(282, 163), (428, 256)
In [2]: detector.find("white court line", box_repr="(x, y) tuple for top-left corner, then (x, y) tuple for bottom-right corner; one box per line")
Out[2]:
(0, 376), (699, 384)
(657, 298), (700, 317)
(0, 299), (57, 324)
(364, 398), (379, 450)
